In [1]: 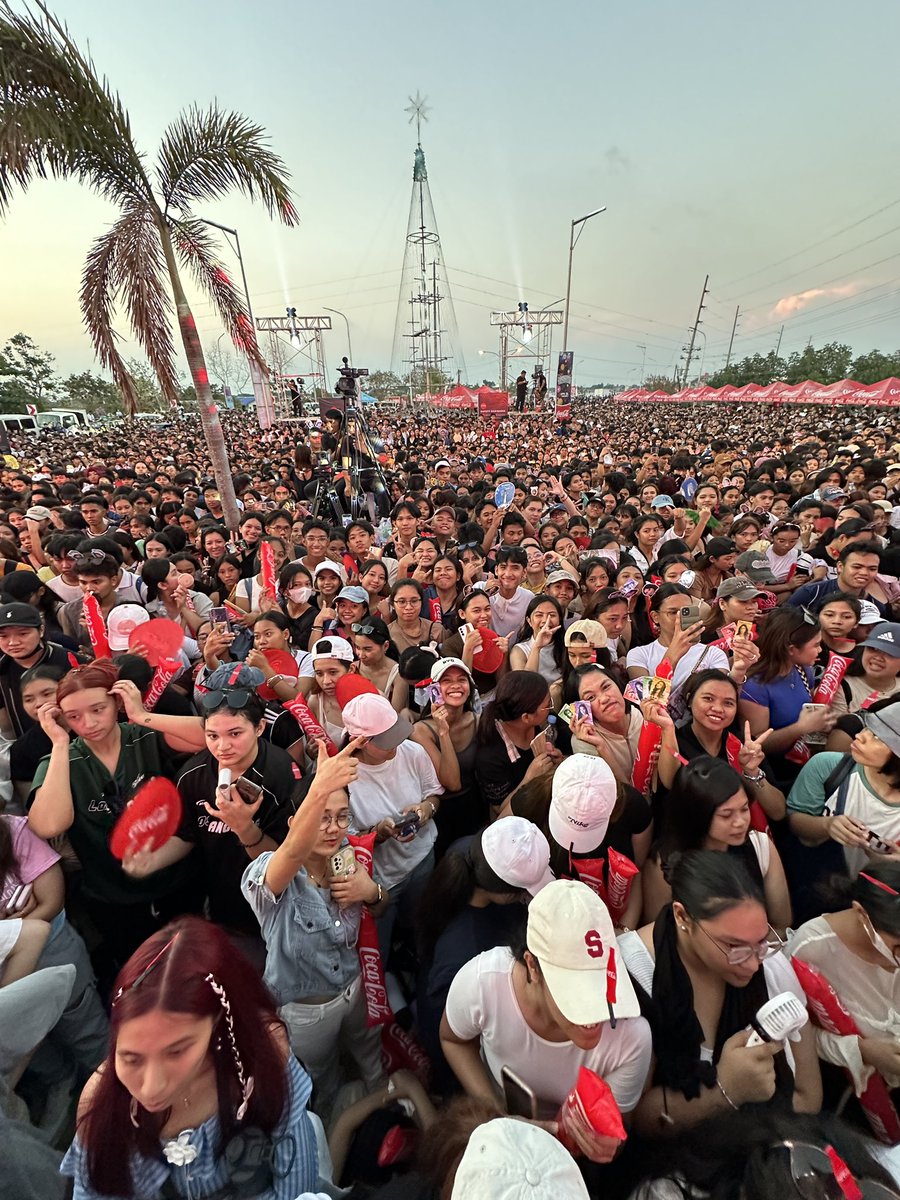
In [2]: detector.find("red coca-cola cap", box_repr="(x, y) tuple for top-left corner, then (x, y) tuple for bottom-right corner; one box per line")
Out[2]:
(472, 627), (504, 673)
(110, 777), (182, 860)
(128, 618), (185, 666)
(258, 649), (300, 701)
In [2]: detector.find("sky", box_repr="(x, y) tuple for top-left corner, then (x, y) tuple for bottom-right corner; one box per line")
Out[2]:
(3, 0), (900, 393)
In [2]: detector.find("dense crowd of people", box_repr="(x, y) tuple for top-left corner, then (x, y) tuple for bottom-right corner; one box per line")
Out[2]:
(1, 397), (900, 1199)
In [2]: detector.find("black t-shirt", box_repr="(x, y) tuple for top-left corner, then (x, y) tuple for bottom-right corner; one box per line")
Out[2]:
(0, 642), (73, 737)
(176, 740), (299, 933)
(9, 724), (53, 785)
(474, 737), (533, 810)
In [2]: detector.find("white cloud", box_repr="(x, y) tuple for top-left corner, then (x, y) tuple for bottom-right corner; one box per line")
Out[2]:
(771, 282), (860, 318)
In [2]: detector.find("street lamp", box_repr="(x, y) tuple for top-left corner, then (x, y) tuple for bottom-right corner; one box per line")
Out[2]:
(562, 207), (606, 352)
(323, 307), (354, 368)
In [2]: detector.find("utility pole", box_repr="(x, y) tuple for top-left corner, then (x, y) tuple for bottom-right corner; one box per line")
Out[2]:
(775, 324), (785, 357)
(681, 274), (709, 388)
(725, 305), (740, 369)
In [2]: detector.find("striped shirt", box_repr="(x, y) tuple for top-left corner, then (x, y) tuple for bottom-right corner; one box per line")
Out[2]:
(61, 1055), (318, 1199)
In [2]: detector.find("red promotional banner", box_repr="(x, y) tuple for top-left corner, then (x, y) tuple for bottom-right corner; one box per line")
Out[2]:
(614, 376), (900, 408)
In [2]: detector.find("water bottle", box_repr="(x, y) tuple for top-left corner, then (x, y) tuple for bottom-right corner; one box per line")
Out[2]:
(544, 715), (558, 747)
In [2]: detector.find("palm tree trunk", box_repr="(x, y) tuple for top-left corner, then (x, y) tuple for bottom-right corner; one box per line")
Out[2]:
(157, 218), (242, 531)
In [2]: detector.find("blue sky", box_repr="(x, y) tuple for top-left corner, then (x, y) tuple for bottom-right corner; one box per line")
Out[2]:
(2, 0), (900, 388)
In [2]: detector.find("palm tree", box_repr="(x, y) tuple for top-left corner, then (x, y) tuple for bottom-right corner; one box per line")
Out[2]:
(0, 1), (298, 528)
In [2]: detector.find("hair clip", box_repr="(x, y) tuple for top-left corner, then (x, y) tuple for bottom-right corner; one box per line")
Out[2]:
(859, 872), (899, 896)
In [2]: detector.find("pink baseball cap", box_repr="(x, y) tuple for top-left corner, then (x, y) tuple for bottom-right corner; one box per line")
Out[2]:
(342, 693), (412, 750)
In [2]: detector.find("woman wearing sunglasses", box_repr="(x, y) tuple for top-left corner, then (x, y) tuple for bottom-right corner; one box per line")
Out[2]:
(619, 850), (821, 1138)
(352, 616), (406, 713)
(242, 739), (387, 1124)
(787, 863), (900, 1138)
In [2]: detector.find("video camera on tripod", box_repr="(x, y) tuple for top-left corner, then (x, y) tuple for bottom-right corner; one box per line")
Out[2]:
(335, 357), (369, 407)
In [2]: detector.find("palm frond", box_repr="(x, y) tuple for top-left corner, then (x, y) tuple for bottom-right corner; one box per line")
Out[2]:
(0, 1), (152, 214)
(156, 105), (298, 224)
(80, 222), (139, 416)
(169, 216), (265, 368)
(80, 205), (181, 413)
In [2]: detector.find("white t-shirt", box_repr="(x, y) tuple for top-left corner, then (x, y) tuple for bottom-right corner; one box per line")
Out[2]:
(489, 587), (531, 641)
(765, 545), (800, 583)
(625, 640), (729, 691)
(444, 945), (652, 1111)
(348, 741), (443, 889)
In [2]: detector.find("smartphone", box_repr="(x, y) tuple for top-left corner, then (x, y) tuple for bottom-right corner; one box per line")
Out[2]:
(801, 702), (828, 745)
(225, 541), (238, 555)
(681, 603), (702, 627)
(5, 882), (33, 914)
(209, 606), (230, 633)
(458, 622), (475, 641)
(394, 810), (421, 839)
(501, 1066), (538, 1120)
(865, 829), (895, 855)
(234, 776), (264, 805)
(326, 846), (358, 879)
(574, 700), (594, 726)
(603, 454), (614, 465)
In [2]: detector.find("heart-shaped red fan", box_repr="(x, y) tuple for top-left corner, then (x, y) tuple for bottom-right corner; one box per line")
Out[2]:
(110, 777), (182, 860)
(472, 627), (504, 674)
(258, 649), (300, 701)
(128, 618), (185, 666)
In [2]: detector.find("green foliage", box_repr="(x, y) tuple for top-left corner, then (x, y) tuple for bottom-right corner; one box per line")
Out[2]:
(0, 332), (59, 410)
(362, 370), (406, 401)
(642, 373), (679, 394)
(706, 341), (900, 389)
(60, 370), (122, 415)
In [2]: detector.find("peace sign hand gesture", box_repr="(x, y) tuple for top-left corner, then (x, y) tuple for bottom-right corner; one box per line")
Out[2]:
(738, 721), (772, 775)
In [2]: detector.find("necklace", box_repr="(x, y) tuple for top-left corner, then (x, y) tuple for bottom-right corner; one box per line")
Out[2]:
(792, 666), (813, 698)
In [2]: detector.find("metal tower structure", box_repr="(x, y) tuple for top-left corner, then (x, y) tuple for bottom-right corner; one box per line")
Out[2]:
(490, 306), (563, 394)
(256, 311), (332, 417)
(391, 94), (467, 397)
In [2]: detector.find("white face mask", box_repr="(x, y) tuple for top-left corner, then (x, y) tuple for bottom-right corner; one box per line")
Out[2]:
(287, 586), (312, 604)
(860, 908), (900, 971)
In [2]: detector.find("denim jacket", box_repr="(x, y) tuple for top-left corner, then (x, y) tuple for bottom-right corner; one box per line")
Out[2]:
(242, 850), (362, 1006)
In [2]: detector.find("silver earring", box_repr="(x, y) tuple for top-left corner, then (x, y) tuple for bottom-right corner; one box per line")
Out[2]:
(130, 1097), (140, 1129)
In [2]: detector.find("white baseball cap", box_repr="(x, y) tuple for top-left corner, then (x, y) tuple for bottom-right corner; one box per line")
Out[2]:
(526, 879), (641, 1025)
(313, 558), (348, 584)
(430, 656), (474, 684)
(481, 817), (555, 897)
(451, 1117), (588, 1200)
(548, 755), (617, 854)
(857, 599), (884, 626)
(309, 636), (355, 663)
(107, 603), (151, 651)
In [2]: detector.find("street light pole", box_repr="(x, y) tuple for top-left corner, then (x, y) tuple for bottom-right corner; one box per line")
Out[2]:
(562, 207), (606, 351)
(198, 216), (277, 427)
(323, 307), (354, 368)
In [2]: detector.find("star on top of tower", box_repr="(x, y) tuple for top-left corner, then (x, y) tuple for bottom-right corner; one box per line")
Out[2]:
(404, 92), (430, 145)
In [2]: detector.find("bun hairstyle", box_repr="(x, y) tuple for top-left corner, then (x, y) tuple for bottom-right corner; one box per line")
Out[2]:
(56, 657), (119, 703)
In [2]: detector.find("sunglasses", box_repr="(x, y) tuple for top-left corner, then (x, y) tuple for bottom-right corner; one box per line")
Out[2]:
(777, 1140), (899, 1200)
(199, 687), (256, 712)
(68, 548), (108, 565)
(351, 623), (377, 636)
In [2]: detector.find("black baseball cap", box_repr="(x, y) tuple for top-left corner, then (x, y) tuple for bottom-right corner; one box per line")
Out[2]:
(0, 602), (42, 629)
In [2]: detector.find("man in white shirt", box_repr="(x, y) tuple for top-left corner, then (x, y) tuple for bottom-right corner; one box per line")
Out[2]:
(488, 548), (531, 643)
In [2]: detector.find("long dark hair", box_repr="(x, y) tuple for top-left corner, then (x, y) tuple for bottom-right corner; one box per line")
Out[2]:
(646, 851), (771, 1099)
(515, 594), (565, 672)
(417, 832), (523, 959)
(0, 815), (21, 890)
(477, 671), (549, 743)
(748, 607), (819, 683)
(80, 917), (289, 1197)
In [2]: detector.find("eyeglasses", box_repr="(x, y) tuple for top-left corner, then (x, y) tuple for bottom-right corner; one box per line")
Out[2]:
(776, 1140), (900, 1200)
(351, 623), (377, 636)
(320, 811), (352, 831)
(694, 920), (784, 966)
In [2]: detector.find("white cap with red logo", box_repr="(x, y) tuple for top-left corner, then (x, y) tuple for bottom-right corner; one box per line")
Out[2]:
(525, 879), (641, 1026)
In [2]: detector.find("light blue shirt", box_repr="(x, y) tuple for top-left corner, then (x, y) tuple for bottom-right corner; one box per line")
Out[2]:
(242, 850), (363, 1006)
